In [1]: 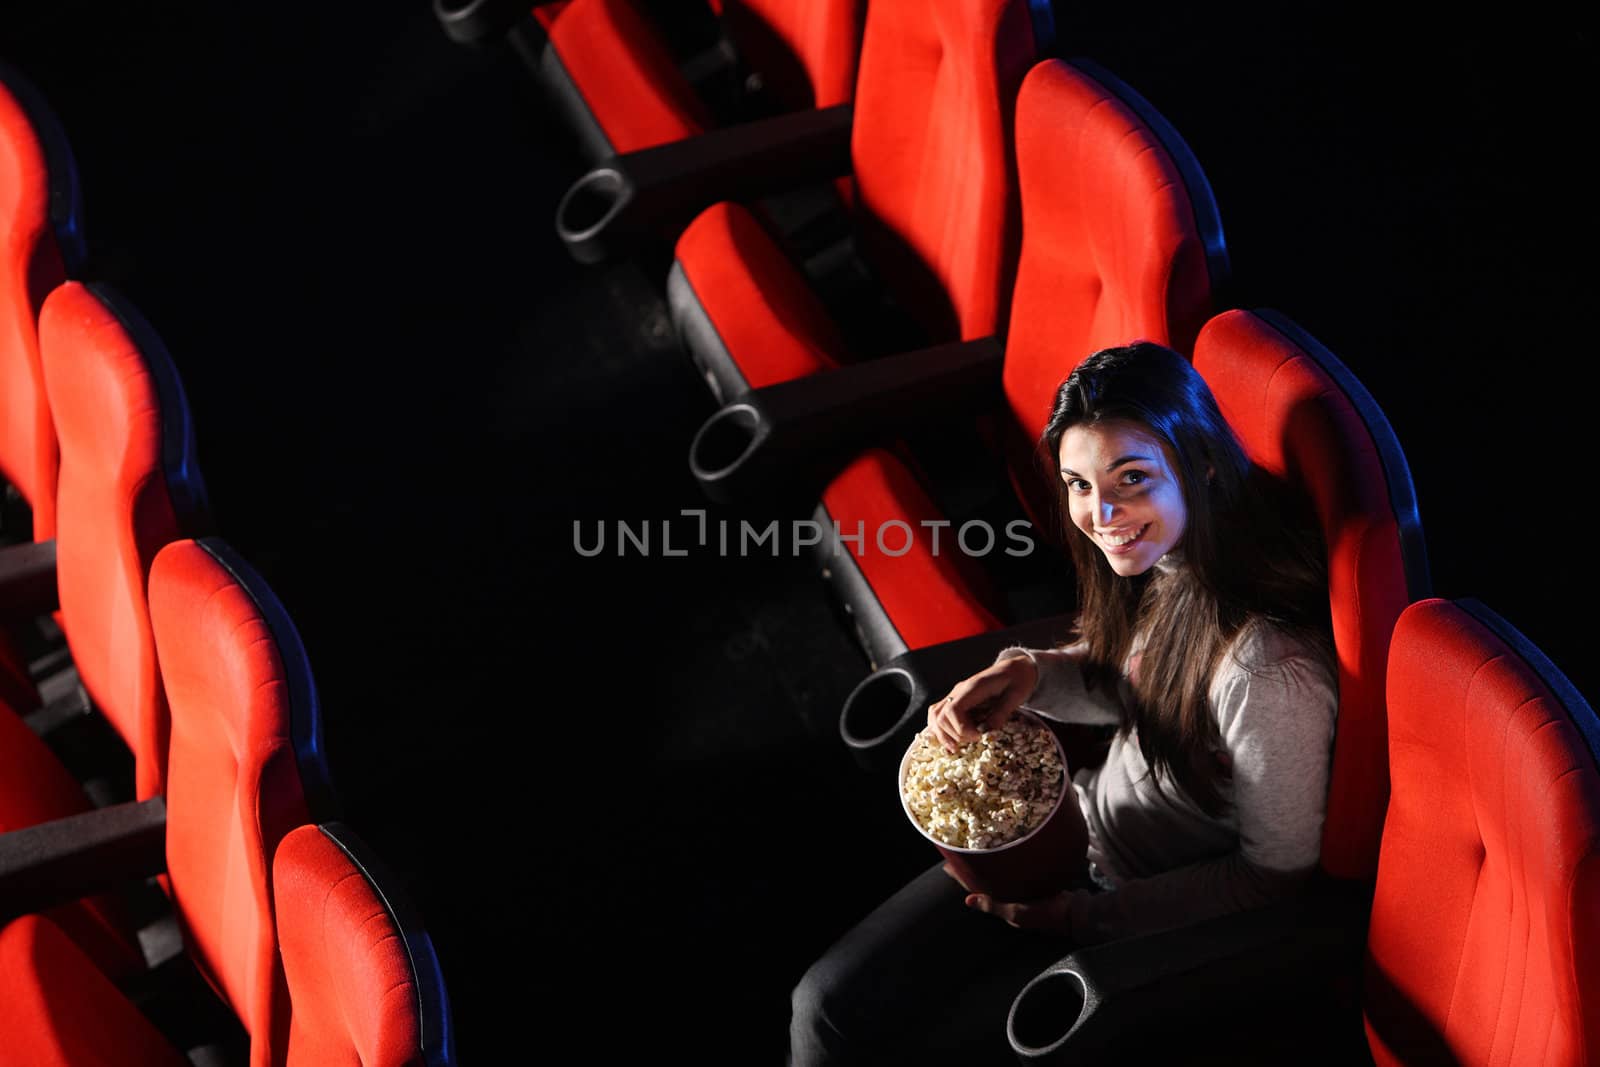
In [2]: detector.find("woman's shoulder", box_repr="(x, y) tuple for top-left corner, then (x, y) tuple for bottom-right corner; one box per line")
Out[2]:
(1219, 617), (1336, 689)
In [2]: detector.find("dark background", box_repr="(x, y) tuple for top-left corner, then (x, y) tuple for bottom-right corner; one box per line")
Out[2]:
(6, 2), (1595, 1061)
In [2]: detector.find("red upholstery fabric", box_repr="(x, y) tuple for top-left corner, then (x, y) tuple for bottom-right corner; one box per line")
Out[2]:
(0, 78), (66, 538)
(0, 915), (187, 1067)
(819, 448), (1006, 655)
(848, 0), (1036, 343)
(807, 55), (1224, 656)
(998, 58), (1218, 534)
(275, 826), (423, 1067)
(0, 704), (145, 979)
(1002, 60), (1215, 447)
(722, 0), (863, 111)
(151, 539), (315, 1067)
(546, 0), (710, 153)
(1365, 600), (1600, 1065)
(39, 281), (183, 801)
(674, 201), (846, 392)
(1196, 309), (1414, 880)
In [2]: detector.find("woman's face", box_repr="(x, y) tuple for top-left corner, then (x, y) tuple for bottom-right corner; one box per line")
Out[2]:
(1058, 419), (1188, 576)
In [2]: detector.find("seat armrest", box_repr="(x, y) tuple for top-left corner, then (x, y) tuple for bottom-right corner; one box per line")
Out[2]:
(837, 612), (1076, 772)
(688, 336), (1006, 510)
(433, 0), (532, 46)
(0, 797), (168, 920)
(0, 539), (58, 621)
(1007, 879), (1371, 1062)
(556, 104), (854, 263)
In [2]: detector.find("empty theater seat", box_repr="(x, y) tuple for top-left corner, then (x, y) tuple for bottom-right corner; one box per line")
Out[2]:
(0, 283), (212, 974)
(439, 0), (863, 162)
(0, 61), (85, 545)
(275, 823), (457, 1065)
(1364, 598), (1600, 1064)
(26, 281), (212, 800)
(0, 536), (338, 1064)
(670, 0), (1050, 410)
(813, 58), (1228, 757)
(1007, 598), (1600, 1063)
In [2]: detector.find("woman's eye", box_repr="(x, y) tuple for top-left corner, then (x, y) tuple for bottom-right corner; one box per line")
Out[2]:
(1121, 470), (1149, 487)
(1064, 477), (1090, 493)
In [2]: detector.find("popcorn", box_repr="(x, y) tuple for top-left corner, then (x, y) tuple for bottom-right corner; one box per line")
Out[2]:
(901, 715), (1064, 850)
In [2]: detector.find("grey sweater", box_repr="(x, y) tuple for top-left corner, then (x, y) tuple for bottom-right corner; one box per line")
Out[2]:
(998, 619), (1337, 944)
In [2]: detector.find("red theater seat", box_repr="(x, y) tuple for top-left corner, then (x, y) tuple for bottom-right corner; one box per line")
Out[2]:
(0, 62), (86, 719)
(0, 62), (85, 545)
(275, 823), (456, 1066)
(1365, 598), (1600, 1065)
(34, 281), (211, 801)
(0, 536), (336, 1065)
(824, 59), (1228, 757)
(671, 0), (1049, 408)
(1196, 309), (1429, 880)
(1007, 598), (1600, 1062)
(0, 284), (210, 974)
(442, 0), (863, 162)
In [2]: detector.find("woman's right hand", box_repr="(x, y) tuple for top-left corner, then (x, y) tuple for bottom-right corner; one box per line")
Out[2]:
(926, 655), (1039, 753)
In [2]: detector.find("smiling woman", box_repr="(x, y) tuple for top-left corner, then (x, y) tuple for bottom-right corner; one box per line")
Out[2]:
(792, 342), (1339, 1064)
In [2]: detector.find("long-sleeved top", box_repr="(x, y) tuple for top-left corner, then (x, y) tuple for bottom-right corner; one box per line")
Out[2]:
(997, 614), (1337, 944)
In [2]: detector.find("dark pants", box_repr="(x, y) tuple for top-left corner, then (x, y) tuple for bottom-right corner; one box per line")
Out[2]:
(789, 863), (1079, 1066)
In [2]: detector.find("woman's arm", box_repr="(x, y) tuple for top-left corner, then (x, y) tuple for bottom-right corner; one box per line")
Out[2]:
(1065, 645), (1337, 944)
(996, 642), (1124, 726)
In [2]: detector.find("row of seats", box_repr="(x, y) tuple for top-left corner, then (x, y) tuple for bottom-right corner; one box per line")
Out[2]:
(444, 2), (1600, 1061)
(0, 63), (456, 1065)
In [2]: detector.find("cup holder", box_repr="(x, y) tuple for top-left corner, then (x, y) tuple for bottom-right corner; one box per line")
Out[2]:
(689, 404), (765, 481)
(556, 169), (630, 242)
(840, 667), (920, 750)
(433, 0), (519, 44)
(1008, 968), (1088, 1058)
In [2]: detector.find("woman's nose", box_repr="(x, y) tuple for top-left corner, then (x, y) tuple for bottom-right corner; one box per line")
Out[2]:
(1098, 497), (1116, 523)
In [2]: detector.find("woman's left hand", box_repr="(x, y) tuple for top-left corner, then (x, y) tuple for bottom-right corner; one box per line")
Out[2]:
(944, 864), (1072, 933)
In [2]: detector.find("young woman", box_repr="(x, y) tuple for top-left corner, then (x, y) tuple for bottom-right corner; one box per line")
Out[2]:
(791, 342), (1337, 1065)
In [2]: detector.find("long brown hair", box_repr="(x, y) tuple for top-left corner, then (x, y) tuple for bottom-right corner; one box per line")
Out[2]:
(1042, 343), (1331, 814)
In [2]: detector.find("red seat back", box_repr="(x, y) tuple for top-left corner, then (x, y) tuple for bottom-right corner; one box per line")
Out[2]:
(40, 282), (210, 800)
(151, 537), (327, 1067)
(275, 823), (455, 1066)
(1196, 308), (1426, 880)
(1366, 599), (1600, 1064)
(849, 0), (1045, 344)
(1000, 58), (1224, 532)
(0, 65), (83, 539)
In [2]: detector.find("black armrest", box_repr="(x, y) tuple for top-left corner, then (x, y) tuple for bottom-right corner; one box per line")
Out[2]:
(1007, 878), (1371, 1062)
(433, 0), (531, 46)
(688, 335), (1006, 510)
(0, 539), (58, 621)
(838, 612), (1076, 773)
(0, 797), (167, 921)
(556, 103), (854, 264)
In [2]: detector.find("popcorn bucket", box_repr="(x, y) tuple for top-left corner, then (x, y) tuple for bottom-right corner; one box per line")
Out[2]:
(899, 712), (1087, 903)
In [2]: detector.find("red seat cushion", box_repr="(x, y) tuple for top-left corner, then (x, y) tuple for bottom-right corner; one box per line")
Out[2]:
(1196, 309), (1414, 879)
(275, 826), (423, 1066)
(0, 915), (187, 1067)
(819, 448), (1006, 656)
(673, 201), (846, 396)
(1365, 600), (1600, 1065)
(0, 704), (144, 979)
(40, 281), (184, 801)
